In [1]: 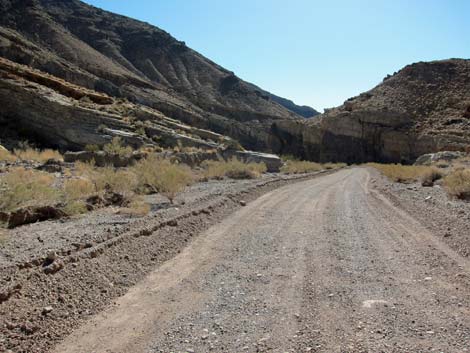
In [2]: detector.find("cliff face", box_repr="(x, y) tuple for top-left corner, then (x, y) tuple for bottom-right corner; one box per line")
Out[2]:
(0, 0), (316, 151)
(271, 59), (470, 163)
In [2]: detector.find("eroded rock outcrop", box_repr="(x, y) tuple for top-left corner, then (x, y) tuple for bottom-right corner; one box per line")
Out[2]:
(0, 57), (239, 151)
(0, 57), (282, 170)
(271, 59), (470, 163)
(0, 0), (316, 151)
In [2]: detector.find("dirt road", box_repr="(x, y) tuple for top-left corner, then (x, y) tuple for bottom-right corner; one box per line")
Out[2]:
(55, 168), (470, 353)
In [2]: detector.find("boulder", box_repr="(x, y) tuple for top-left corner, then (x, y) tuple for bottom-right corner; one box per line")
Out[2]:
(414, 151), (465, 166)
(36, 159), (65, 173)
(161, 151), (221, 168)
(223, 150), (282, 172)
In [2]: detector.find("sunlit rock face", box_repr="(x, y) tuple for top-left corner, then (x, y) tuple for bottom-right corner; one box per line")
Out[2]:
(270, 59), (470, 163)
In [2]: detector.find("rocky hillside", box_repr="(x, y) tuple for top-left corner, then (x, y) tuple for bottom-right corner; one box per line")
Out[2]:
(271, 59), (470, 163)
(0, 0), (317, 151)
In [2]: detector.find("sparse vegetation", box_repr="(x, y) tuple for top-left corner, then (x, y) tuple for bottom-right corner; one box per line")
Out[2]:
(85, 144), (100, 152)
(136, 126), (146, 136)
(0, 148), (17, 162)
(119, 197), (151, 216)
(74, 163), (138, 198)
(323, 162), (347, 170)
(61, 200), (88, 216)
(14, 148), (63, 163)
(0, 168), (60, 212)
(367, 163), (436, 183)
(420, 167), (444, 186)
(443, 168), (470, 200)
(132, 155), (194, 203)
(202, 158), (267, 180)
(63, 178), (95, 201)
(103, 137), (133, 157)
(281, 160), (323, 174)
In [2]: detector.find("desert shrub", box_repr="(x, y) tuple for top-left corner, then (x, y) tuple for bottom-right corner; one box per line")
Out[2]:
(420, 167), (444, 186)
(63, 178), (95, 200)
(443, 168), (470, 200)
(0, 148), (17, 162)
(0, 168), (60, 212)
(323, 162), (347, 170)
(281, 154), (297, 162)
(61, 200), (88, 216)
(281, 160), (323, 174)
(97, 167), (137, 196)
(85, 144), (100, 152)
(202, 158), (267, 180)
(367, 163), (435, 183)
(14, 148), (63, 163)
(119, 197), (151, 216)
(103, 137), (133, 157)
(97, 124), (108, 133)
(74, 161), (138, 197)
(74, 160), (96, 178)
(133, 155), (194, 203)
(135, 127), (146, 136)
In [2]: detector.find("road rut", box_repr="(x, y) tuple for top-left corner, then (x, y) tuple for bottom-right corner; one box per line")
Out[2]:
(55, 168), (470, 352)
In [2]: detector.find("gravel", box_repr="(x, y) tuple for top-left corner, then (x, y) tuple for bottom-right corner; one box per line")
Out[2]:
(0, 171), (323, 353)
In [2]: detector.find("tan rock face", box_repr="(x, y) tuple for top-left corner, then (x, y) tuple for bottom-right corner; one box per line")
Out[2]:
(271, 59), (470, 163)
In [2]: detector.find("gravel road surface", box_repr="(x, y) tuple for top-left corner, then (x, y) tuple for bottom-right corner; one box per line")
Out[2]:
(55, 168), (470, 353)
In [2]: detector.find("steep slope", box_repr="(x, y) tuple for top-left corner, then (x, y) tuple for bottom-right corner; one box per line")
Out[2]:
(272, 59), (470, 163)
(0, 56), (283, 170)
(0, 0), (316, 151)
(266, 93), (319, 118)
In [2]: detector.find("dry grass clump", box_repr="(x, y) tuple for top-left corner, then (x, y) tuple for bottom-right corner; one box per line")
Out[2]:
(85, 144), (100, 152)
(281, 160), (324, 174)
(0, 167), (60, 212)
(443, 168), (470, 200)
(132, 155), (194, 203)
(61, 200), (88, 216)
(0, 148), (17, 162)
(103, 137), (133, 157)
(202, 158), (267, 180)
(367, 163), (436, 183)
(119, 197), (151, 216)
(14, 148), (63, 163)
(420, 168), (444, 186)
(74, 162), (138, 197)
(323, 162), (347, 170)
(63, 178), (95, 201)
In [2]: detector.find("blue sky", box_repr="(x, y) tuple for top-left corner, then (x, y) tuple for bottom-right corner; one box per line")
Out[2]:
(83, 0), (469, 111)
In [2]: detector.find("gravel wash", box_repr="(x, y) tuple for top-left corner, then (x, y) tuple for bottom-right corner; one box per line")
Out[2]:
(0, 172), (324, 353)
